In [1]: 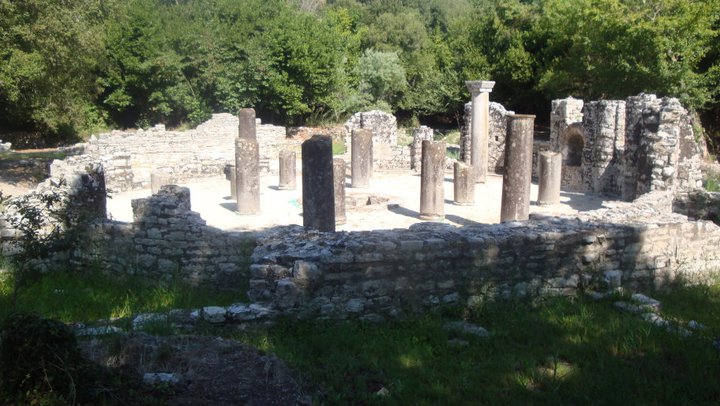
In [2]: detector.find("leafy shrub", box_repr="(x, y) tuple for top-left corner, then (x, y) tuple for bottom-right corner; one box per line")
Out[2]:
(0, 313), (84, 404)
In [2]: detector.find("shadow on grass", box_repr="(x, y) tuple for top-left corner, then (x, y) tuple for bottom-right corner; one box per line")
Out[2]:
(230, 294), (720, 404)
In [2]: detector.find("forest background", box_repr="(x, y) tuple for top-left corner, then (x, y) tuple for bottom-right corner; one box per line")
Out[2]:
(1, 0), (718, 149)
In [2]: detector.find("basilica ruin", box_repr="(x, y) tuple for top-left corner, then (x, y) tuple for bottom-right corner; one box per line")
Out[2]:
(1, 88), (719, 322)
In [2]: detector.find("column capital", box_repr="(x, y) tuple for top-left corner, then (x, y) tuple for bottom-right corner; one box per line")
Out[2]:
(465, 80), (495, 95)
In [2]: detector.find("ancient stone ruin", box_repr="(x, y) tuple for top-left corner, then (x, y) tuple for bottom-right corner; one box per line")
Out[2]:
(1, 92), (718, 322)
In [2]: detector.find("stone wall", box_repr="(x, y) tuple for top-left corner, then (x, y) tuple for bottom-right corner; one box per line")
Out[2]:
(247, 190), (720, 320)
(3, 163), (720, 320)
(550, 94), (705, 199)
(84, 114), (290, 192)
(342, 110), (413, 170)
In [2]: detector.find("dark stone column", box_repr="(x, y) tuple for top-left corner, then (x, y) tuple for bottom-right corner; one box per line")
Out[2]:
(453, 162), (474, 206)
(419, 140), (446, 221)
(238, 108), (257, 140)
(224, 164), (237, 200)
(351, 128), (373, 188)
(537, 151), (562, 205)
(333, 158), (347, 225)
(150, 172), (172, 195)
(278, 149), (296, 190)
(235, 138), (260, 214)
(501, 114), (535, 222)
(302, 135), (335, 232)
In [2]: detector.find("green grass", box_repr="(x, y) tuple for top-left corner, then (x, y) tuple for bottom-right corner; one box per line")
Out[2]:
(3, 260), (720, 404)
(227, 290), (720, 404)
(0, 267), (246, 323)
(0, 150), (68, 162)
(332, 138), (346, 155)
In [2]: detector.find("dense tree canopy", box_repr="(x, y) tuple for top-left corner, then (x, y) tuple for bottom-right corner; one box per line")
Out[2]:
(0, 0), (718, 146)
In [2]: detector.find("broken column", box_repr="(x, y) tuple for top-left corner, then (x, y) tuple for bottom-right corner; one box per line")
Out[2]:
(334, 158), (347, 225)
(150, 172), (173, 194)
(419, 140), (446, 221)
(466, 80), (495, 183)
(351, 128), (373, 188)
(501, 114), (535, 222)
(537, 151), (562, 205)
(278, 149), (296, 190)
(235, 108), (260, 214)
(453, 162), (474, 205)
(302, 135), (335, 232)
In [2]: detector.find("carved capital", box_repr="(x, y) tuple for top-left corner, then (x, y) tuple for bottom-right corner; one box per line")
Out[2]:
(465, 80), (495, 95)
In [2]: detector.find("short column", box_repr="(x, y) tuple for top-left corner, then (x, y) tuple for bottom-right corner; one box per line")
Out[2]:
(466, 80), (495, 183)
(302, 135), (335, 232)
(501, 114), (535, 222)
(235, 138), (260, 214)
(351, 128), (373, 188)
(224, 164), (237, 200)
(419, 140), (446, 221)
(150, 172), (173, 195)
(334, 158), (347, 225)
(453, 162), (474, 206)
(278, 149), (296, 190)
(537, 151), (562, 205)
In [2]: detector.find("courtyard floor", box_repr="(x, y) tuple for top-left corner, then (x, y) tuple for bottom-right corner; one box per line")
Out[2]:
(106, 170), (608, 232)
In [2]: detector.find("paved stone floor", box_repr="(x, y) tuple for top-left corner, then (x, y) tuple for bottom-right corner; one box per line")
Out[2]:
(107, 170), (609, 232)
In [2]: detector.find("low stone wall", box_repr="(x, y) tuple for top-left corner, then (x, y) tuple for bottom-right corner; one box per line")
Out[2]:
(78, 186), (253, 288)
(246, 191), (720, 320)
(85, 114), (289, 192)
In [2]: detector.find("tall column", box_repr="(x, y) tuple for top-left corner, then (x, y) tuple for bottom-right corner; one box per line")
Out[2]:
(537, 151), (562, 205)
(351, 128), (373, 188)
(501, 114), (535, 222)
(419, 140), (446, 221)
(235, 108), (260, 214)
(278, 149), (296, 190)
(453, 162), (474, 206)
(465, 80), (495, 183)
(333, 158), (347, 225)
(302, 135), (335, 232)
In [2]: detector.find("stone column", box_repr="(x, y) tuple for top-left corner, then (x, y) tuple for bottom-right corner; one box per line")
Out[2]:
(465, 80), (495, 183)
(351, 128), (373, 188)
(453, 162), (474, 206)
(537, 151), (562, 205)
(278, 149), (296, 190)
(501, 114), (535, 222)
(302, 135), (335, 232)
(238, 108), (257, 139)
(419, 140), (446, 221)
(150, 172), (173, 194)
(235, 109), (260, 215)
(334, 158), (347, 225)
(224, 164), (237, 200)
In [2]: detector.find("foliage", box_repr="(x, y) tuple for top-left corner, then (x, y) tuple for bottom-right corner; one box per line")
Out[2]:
(0, 0), (719, 142)
(0, 312), (85, 404)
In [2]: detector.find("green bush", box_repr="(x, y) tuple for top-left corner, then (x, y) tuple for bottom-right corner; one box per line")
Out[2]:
(0, 313), (84, 404)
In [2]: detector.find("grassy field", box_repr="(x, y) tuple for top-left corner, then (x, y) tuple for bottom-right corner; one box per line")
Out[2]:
(231, 287), (720, 405)
(2, 264), (720, 404)
(0, 266), (246, 323)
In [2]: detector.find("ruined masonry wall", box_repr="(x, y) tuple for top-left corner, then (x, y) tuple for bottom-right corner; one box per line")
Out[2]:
(85, 114), (289, 192)
(246, 191), (720, 320)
